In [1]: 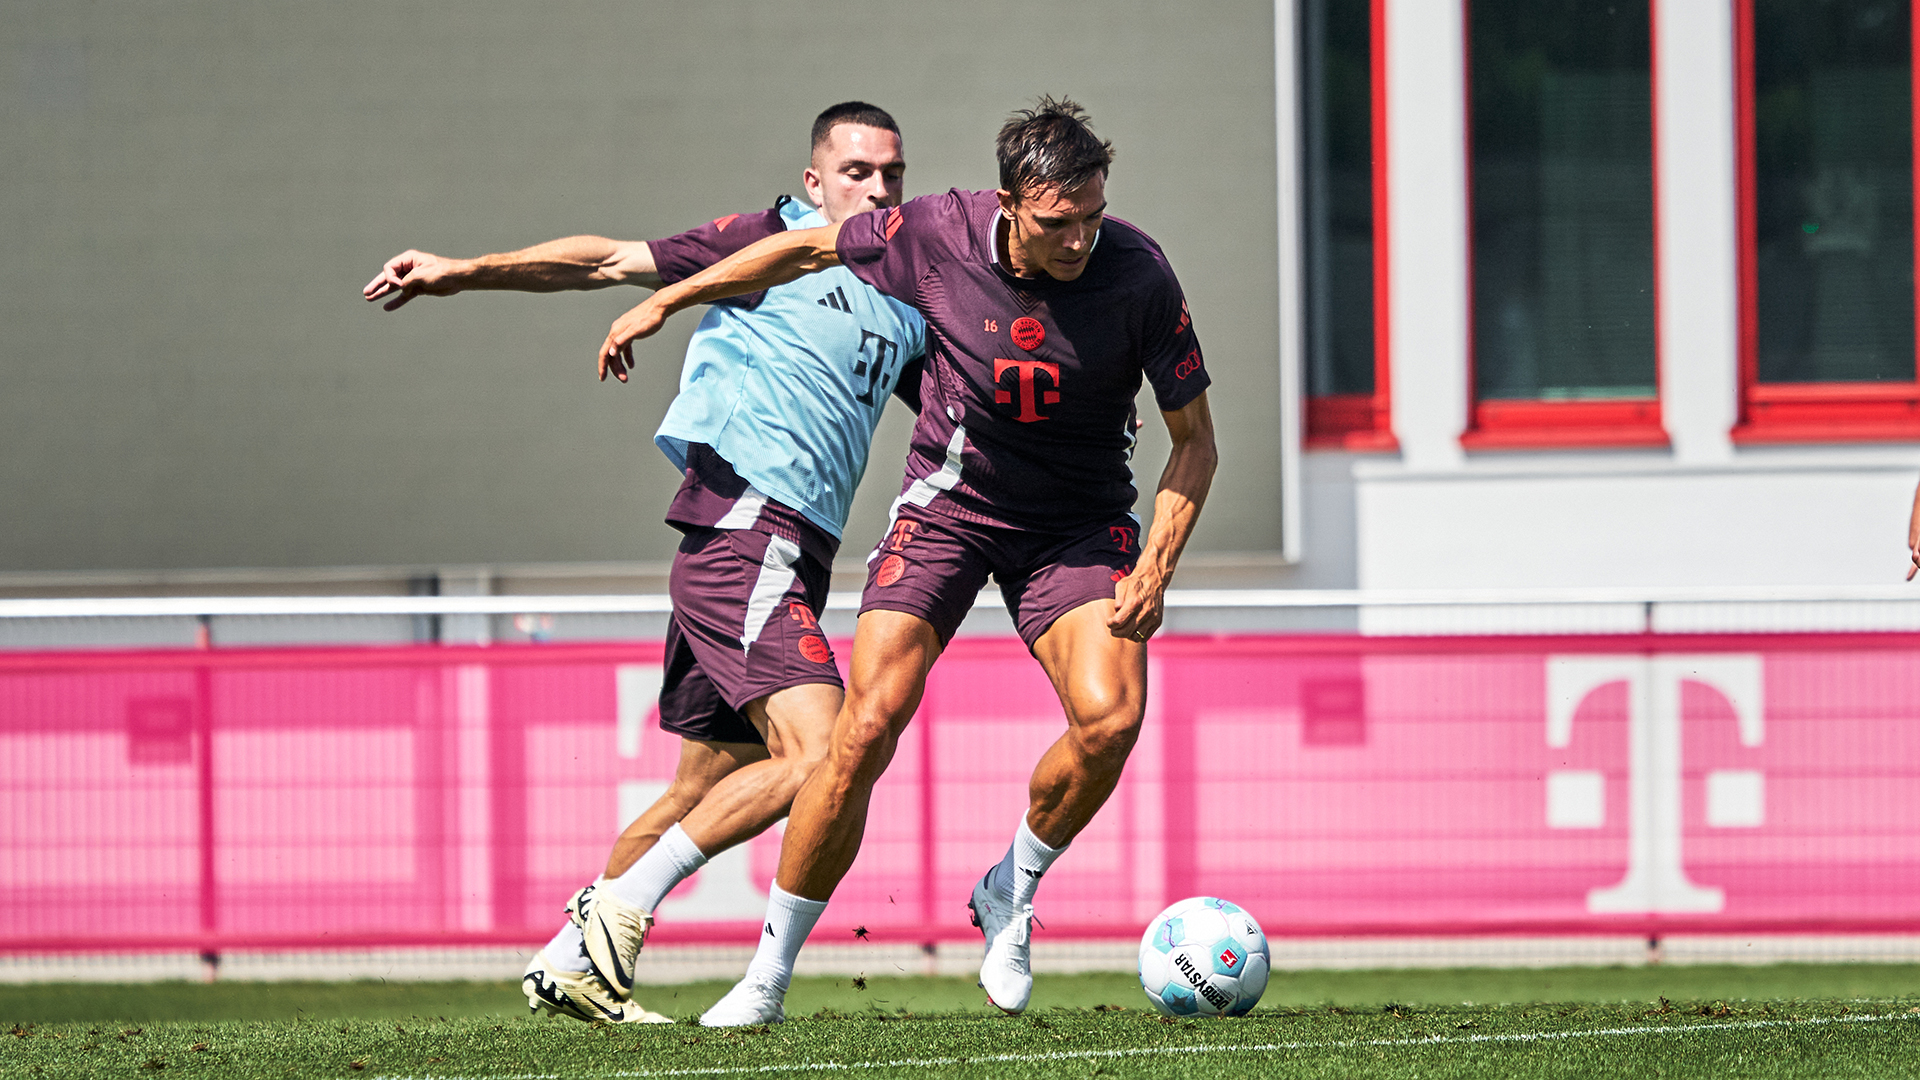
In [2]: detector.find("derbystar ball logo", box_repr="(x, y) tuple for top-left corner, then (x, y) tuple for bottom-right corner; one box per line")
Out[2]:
(1173, 952), (1233, 1010)
(1218, 946), (1240, 968)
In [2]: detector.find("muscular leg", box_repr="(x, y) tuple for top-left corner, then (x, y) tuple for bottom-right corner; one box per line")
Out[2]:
(699, 614), (943, 1026)
(1024, 599), (1148, 846)
(775, 610), (943, 899)
(579, 681), (842, 1005)
(602, 680), (840, 903)
(675, 681), (841, 855)
(533, 740), (759, 1017)
(959, 599), (1146, 1014)
(603, 737), (767, 878)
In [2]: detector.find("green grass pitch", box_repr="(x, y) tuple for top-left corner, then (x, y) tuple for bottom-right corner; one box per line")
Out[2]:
(5, 965), (1918, 1079)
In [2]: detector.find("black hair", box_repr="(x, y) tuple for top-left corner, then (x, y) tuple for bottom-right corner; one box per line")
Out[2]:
(996, 96), (1114, 199)
(811, 101), (901, 151)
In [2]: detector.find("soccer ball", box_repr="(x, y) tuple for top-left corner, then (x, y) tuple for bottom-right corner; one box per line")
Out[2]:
(1137, 897), (1270, 1017)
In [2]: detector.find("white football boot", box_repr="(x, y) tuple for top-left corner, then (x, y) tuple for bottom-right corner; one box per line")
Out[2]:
(579, 887), (654, 1000)
(968, 871), (1034, 1014)
(521, 949), (672, 1025)
(563, 882), (597, 927)
(698, 974), (788, 1027)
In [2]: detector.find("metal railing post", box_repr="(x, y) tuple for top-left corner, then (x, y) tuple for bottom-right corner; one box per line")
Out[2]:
(194, 614), (219, 979)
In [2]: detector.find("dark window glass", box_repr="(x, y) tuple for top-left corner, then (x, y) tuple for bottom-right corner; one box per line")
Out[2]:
(1470, 1), (1656, 401)
(1755, 0), (1913, 384)
(1303, 0), (1375, 397)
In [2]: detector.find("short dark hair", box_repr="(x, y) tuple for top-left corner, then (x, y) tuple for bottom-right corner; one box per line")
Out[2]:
(811, 101), (901, 151)
(996, 96), (1114, 199)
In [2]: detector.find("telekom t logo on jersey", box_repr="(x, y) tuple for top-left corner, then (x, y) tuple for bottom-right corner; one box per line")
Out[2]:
(994, 357), (1061, 422)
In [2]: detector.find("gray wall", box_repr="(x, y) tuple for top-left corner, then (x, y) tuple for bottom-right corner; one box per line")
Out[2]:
(2, 1), (1281, 575)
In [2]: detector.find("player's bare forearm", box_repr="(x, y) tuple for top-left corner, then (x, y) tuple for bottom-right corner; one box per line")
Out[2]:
(642, 225), (841, 314)
(463, 236), (661, 291)
(1907, 478), (1920, 580)
(1109, 393), (1217, 640)
(362, 237), (657, 311)
(597, 223), (843, 382)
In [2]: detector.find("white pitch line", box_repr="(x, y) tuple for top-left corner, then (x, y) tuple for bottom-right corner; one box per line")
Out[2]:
(372, 1009), (1918, 1080)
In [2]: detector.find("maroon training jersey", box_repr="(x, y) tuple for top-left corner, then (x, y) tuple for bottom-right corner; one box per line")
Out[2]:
(649, 204), (791, 308)
(836, 188), (1209, 533)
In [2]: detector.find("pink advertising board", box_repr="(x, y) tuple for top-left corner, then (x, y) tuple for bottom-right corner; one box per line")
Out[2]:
(1, 633), (1916, 952)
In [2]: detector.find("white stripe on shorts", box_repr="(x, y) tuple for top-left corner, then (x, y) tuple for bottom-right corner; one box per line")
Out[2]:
(714, 485), (769, 530)
(869, 424), (967, 564)
(740, 534), (802, 655)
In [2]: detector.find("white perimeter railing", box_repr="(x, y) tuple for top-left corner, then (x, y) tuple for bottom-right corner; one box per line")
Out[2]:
(4, 583), (1920, 616)
(5, 585), (1920, 644)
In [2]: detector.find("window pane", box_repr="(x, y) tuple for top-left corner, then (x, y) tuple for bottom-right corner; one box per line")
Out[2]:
(1303, 0), (1375, 397)
(1470, 0), (1656, 401)
(1755, 0), (1914, 384)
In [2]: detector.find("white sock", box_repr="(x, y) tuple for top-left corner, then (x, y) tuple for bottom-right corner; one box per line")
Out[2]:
(543, 920), (592, 973)
(989, 817), (1066, 910)
(606, 823), (708, 912)
(741, 883), (826, 992)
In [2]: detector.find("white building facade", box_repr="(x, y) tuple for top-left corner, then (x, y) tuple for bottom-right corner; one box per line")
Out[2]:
(1280, 0), (1920, 594)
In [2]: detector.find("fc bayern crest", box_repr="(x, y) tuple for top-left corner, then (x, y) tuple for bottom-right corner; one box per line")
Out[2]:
(1011, 317), (1045, 351)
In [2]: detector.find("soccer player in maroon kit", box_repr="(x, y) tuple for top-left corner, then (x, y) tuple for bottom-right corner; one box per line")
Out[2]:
(600, 98), (1217, 1024)
(367, 104), (921, 1024)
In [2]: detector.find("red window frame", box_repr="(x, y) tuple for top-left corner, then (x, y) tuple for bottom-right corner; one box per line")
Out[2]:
(1458, 0), (1669, 451)
(1731, 0), (1920, 443)
(1305, 0), (1397, 451)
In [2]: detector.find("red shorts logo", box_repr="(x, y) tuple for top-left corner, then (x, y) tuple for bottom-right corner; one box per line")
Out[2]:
(1111, 563), (1133, 583)
(875, 553), (907, 587)
(1174, 349), (1204, 379)
(798, 635), (832, 664)
(788, 602), (820, 631)
(1010, 316), (1045, 351)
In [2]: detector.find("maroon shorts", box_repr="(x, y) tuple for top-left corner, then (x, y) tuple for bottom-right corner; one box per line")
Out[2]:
(859, 503), (1143, 648)
(657, 525), (842, 746)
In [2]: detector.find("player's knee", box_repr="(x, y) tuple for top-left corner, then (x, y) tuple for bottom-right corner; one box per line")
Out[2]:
(1072, 707), (1143, 764)
(790, 731), (830, 767)
(774, 730), (830, 781)
(830, 705), (899, 780)
(658, 775), (712, 815)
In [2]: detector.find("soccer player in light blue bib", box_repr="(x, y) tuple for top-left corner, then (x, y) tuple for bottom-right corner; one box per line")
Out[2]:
(651, 192), (927, 542)
(364, 102), (925, 1024)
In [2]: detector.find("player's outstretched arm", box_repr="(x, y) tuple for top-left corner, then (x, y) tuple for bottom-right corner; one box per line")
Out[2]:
(1907, 477), (1920, 580)
(598, 223), (844, 382)
(361, 237), (659, 311)
(1109, 393), (1218, 642)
